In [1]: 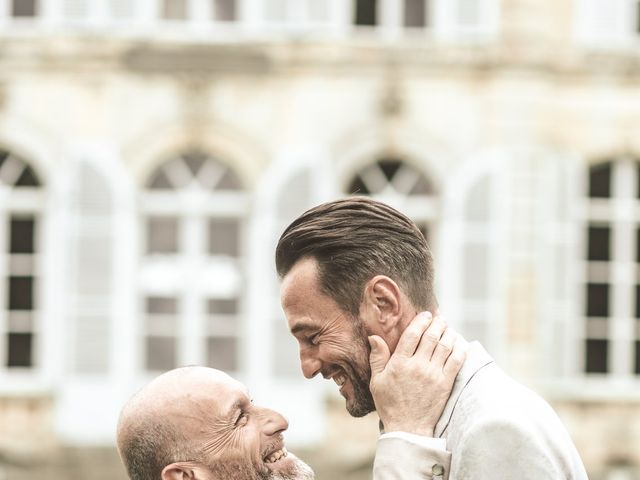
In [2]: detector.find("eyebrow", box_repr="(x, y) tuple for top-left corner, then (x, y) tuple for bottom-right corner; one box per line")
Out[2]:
(290, 321), (318, 336)
(225, 393), (249, 421)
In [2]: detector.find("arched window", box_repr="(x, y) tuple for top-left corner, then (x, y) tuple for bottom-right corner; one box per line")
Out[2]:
(0, 149), (42, 370)
(583, 158), (640, 376)
(140, 151), (247, 373)
(346, 157), (436, 239)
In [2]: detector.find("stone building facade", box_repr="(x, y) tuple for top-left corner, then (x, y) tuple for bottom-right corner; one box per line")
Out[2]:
(0, 0), (640, 478)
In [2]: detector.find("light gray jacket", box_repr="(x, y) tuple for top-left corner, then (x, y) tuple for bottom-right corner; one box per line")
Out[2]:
(373, 342), (588, 479)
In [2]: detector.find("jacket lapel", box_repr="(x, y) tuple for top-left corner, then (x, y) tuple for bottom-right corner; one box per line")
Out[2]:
(434, 341), (494, 438)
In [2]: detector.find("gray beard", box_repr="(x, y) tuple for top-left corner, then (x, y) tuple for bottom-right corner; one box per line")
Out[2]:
(260, 458), (315, 480)
(209, 453), (315, 480)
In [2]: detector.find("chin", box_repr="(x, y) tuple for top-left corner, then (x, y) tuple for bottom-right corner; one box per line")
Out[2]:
(263, 452), (315, 480)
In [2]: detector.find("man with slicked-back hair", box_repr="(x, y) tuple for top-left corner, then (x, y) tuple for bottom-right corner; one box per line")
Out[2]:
(276, 196), (587, 479)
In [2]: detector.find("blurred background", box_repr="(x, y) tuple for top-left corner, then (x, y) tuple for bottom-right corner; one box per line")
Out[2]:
(0, 0), (639, 478)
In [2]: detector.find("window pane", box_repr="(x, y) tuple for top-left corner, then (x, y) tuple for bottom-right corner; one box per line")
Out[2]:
(215, 0), (236, 21)
(163, 0), (187, 19)
(147, 169), (174, 190)
(464, 243), (488, 299)
(265, 0), (287, 21)
(183, 153), (206, 177)
(208, 218), (239, 256)
(465, 176), (491, 221)
(347, 176), (370, 195)
(208, 298), (238, 315)
(589, 163), (611, 198)
(62, 0), (89, 18)
(215, 168), (242, 191)
(636, 340), (640, 375)
(273, 318), (300, 377)
(147, 217), (179, 254)
(7, 333), (32, 367)
(207, 337), (237, 371)
(405, 0), (426, 27)
(355, 0), (377, 25)
(8, 276), (33, 310)
(146, 296), (177, 314)
(146, 337), (176, 371)
(585, 339), (608, 373)
(457, 0), (480, 26)
(10, 217), (35, 254)
(12, 0), (37, 17)
(15, 165), (40, 187)
(637, 228), (640, 262)
(587, 225), (610, 261)
(586, 283), (609, 317)
(109, 0), (134, 19)
(378, 159), (402, 182)
(636, 286), (640, 319)
(307, 0), (329, 22)
(409, 174), (433, 195)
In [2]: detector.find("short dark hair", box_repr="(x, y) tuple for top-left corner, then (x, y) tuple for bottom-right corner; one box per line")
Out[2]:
(275, 197), (436, 316)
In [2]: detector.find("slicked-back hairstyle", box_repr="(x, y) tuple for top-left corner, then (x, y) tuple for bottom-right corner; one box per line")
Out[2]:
(276, 197), (436, 316)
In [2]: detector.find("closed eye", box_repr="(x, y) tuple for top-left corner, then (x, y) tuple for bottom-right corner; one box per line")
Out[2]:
(309, 333), (320, 346)
(236, 411), (249, 427)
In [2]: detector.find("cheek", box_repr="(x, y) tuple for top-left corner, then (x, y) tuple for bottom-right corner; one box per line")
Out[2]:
(321, 333), (360, 359)
(202, 422), (252, 460)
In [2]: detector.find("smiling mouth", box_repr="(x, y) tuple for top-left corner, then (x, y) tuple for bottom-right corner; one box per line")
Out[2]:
(332, 372), (347, 387)
(264, 447), (288, 464)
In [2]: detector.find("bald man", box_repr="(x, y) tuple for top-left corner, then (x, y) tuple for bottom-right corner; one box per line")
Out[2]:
(117, 367), (314, 480)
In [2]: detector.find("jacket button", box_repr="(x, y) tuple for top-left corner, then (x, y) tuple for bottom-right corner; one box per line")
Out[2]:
(432, 464), (445, 476)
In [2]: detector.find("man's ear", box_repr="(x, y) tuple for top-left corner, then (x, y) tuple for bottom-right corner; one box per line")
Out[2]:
(361, 275), (402, 335)
(161, 463), (195, 480)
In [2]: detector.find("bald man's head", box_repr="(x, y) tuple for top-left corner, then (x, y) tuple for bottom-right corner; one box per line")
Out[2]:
(117, 367), (314, 480)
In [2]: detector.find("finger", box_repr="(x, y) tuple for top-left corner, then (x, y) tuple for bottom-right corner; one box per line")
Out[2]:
(415, 315), (447, 359)
(443, 336), (467, 377)
(394, 311), (433, 358)
(369, 335), (391, 376)
(430, 327), (457, 366)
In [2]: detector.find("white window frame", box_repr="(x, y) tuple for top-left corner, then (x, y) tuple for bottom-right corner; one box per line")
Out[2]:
(139, 153), (248, 377)
(575, 0), (640, 49)
(350, 0), (499, 40)
(581, 158), (639, 379)
(0, 151), (45, 385)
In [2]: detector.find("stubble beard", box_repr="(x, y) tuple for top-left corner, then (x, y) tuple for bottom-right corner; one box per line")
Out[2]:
(343, 318), (376, 418)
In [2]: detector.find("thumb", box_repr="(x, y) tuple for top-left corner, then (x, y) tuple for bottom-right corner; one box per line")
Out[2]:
(369, 335), (391, 376)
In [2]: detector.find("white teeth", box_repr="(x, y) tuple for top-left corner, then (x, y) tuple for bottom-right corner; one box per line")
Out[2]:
(265, 448), (288, 464)
(333, 374), (346, 387)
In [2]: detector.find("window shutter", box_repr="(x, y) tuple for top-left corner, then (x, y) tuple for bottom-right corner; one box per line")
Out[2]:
(69, 162), (113, 374)
(62, 0), (89, 19)
(459, 174), (495, 351)
(108, 0), (135, 20)
(272, 170), (312, 377)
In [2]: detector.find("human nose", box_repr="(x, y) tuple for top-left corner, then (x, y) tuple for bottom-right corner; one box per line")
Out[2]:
(261, 407), (289, 437)
(300, 346), (321, 379)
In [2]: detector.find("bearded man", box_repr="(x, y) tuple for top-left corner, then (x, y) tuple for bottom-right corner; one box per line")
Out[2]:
(276, 197), (588, 479)
(116, 366), (315, 480)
